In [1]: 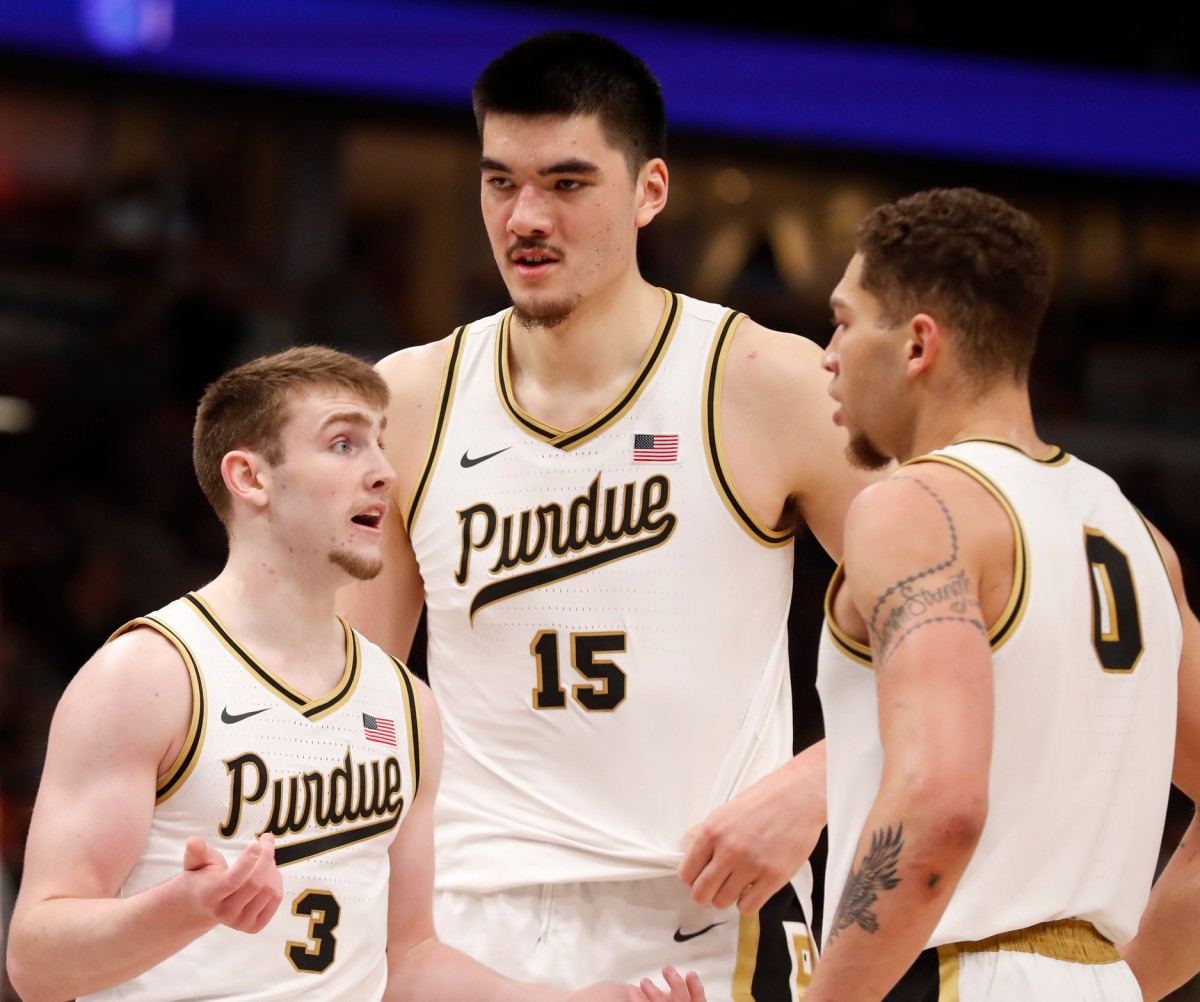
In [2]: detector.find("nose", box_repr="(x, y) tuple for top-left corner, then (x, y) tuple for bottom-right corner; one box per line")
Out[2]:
(507, 184), (553, 238)
(369, 446), (397, 495)
(822, 339), (840, 375)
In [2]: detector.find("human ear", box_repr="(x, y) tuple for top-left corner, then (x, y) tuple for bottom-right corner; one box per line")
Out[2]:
(221, 450), (269, 509)
(634, 158), (668, 228)
(906, 313), (940, 376)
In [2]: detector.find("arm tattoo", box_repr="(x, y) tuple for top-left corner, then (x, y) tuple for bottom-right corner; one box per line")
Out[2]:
(867, 477), (987, 667)
(828, 823), (904, 942)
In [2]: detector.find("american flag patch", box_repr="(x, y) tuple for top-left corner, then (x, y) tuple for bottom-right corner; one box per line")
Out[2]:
(363, 713), (397, 746)
(633, 433), (679, 463)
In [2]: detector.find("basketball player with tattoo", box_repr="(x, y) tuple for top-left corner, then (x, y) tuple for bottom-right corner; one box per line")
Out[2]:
(5, 346), (703, 1002)
(810, 187), (1200, 1000)
(338, 29), (877, 1000)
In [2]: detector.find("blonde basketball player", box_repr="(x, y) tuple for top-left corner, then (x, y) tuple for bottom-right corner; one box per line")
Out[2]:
(6, 346), (703, 1002)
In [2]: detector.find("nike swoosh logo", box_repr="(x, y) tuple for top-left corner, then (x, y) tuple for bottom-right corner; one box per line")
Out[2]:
(460, 447), (510, 468)
(673, 921), (726, 943)
(221, 706), (269, 724)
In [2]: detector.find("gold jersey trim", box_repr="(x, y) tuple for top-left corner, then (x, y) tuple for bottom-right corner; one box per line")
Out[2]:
(823, 564), (872, 667)
(949, 436), (1069, 466)
(822, 452), (1031, 669)
(936, 944), (962, 1002)
(703, 309), (793, 547)
(407, 324), (469, 535)
(108, 614), (207, 803)
(181, 593), (361, 720)
(954, 918), (1121, 964)
(731, 911), (759, 1000)
(391, 655), (423, 797)
(493, 288), (682, 451)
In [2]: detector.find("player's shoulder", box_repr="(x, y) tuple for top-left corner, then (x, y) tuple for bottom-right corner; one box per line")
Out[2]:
(722, 315), (826, 389)
(376, 335), (454, 393)
(91, 621), (191, 680)
(851, 460), (988, 520)
(717, 315), (836, 443)
(55, 621), (194, 743)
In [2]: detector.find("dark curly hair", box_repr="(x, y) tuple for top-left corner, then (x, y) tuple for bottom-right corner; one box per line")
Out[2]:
(856, 187), (1052, 384)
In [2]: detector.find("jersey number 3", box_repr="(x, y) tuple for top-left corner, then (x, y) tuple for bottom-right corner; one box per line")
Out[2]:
(287, 890), (340, 974)
(1085, 528), (1143, 673)
(531, 630), (627, 711)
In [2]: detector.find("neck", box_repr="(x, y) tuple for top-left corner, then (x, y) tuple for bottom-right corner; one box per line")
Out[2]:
(901, 381), (1046, 463)
(509, 278), (664, 392)
(197, 545), (344, 659)
(507, 279), (665, 428)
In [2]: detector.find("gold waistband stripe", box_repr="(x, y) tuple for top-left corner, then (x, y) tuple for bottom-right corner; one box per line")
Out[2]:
(954, 919), (1120, 965)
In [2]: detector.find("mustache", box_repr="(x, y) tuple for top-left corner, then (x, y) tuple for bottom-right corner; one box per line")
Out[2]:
(507, 238), (562, 258)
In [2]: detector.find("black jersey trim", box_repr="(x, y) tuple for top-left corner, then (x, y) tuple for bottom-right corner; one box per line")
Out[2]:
(948, 436), (1068, 466)
(905, 454), (1030, 652)
(823, 564), (873, 667)
(703, 309), (793, 547)
(406, 325), (468, 535)
(110, 613), (207, 802)
(391, 655), (423, 797)
(822, 454), (1031, 668)
(494, 289), (682, 451)
(182, 593), (360, 719)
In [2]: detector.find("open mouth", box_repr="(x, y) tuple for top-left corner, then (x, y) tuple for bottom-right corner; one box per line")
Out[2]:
(508, 240), (560, 271)
(351, 506), (385, 529)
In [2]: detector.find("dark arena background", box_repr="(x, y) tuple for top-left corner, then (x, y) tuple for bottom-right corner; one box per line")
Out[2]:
(0, 2), (1198, 998)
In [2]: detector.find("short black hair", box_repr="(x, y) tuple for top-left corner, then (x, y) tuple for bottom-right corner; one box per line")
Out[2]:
(473, 30), (667, 175)
(857, 187), (1053, 385)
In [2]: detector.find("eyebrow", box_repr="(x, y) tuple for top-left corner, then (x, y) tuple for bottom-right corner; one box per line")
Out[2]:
(320, 411), (376, 431)
(480, 156), (600, 177)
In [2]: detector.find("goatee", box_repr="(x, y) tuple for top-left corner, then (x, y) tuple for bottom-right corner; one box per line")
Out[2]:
(512, 294), (582, 330)
(329, 549), (384, 581)
(847, 433), (893, 471)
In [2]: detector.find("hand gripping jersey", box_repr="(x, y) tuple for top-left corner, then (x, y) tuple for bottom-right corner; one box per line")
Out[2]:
(80, 593), (423, 1002)
(818, 440), (1183, 949)
(407, 290), (800, 892)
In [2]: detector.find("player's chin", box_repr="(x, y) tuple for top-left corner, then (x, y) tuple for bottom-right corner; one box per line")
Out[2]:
(328, 548), (385, 581)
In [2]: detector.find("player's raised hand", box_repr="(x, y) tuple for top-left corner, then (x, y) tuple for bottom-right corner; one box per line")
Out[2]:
(181, 833), (283, 933)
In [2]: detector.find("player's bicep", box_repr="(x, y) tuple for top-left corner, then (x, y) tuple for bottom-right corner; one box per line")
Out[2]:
(843, 475), (994, 777)
(18, 631), (191, 904)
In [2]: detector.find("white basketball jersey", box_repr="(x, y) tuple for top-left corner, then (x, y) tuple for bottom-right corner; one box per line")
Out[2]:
(818, 439), (1182, 947)
(408, 290), (799, 891)
(80, 593), (423, 1001)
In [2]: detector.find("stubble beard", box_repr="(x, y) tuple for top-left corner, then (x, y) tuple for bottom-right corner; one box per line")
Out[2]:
(847, 432), (893, 471)
(329, 548), (384, 581)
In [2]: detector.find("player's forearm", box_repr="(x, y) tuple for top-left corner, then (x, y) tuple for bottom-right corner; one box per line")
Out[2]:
(383, 936), (571, 1002)
(1120, 808), (1200, 1002)
(788, 738), (828, 827)
(806, 796), (983, 1001)
(7, 878), (215, 1002)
